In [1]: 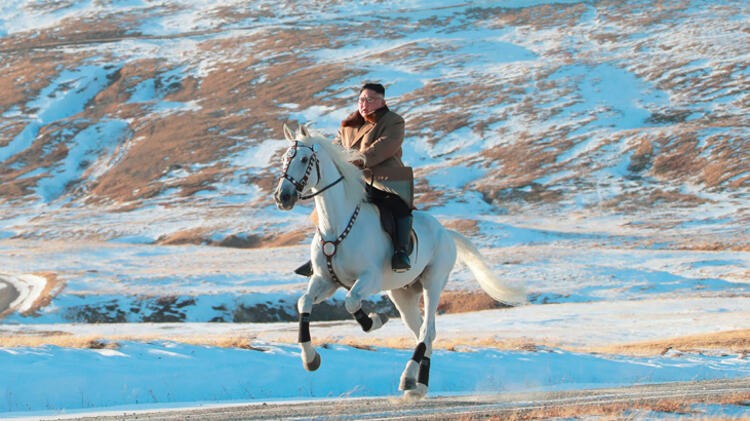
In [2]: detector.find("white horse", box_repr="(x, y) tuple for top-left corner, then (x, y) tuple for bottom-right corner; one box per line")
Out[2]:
(273, 124), (526, 399)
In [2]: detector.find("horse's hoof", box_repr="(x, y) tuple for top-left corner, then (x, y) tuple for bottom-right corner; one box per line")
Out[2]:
(303, 352), (321, 371)
(368, 313), (388, 331)
(404, 384), (427, 401)
(399, 377), (416, 391)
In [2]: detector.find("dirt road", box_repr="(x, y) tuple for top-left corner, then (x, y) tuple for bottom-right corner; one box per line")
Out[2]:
(42, 377), (750, 420)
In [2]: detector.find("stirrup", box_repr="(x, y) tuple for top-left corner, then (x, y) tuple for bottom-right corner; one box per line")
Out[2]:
(392, 251), (411, 273)
(294, 260), (313, 277)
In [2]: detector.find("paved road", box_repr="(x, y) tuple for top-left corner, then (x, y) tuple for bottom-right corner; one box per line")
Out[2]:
(41, 377), (750, 420)
(0, 278), (20, 314)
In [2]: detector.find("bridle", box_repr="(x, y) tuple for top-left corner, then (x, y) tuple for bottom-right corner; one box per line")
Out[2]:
(281, 141), (344, 200)
(279, 140), (359, 287)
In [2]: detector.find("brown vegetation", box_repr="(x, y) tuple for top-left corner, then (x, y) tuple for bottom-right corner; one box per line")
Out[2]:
(589, 329), (750, 357)
(441, 219), (479, 236)
(470, 391), (750, 420)
(155, 228), (308, 248)
(482, 3), (589, 30)
(1, 0), (749, 215)
(674, 242), (750, 252)
(601, 188), (710, 212)
(438, 290), (506, 314)
(155, 228), (210, 245)
(6, 327), (747, 360)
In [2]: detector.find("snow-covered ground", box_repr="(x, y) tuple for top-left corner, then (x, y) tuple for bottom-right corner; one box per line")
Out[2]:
(0, 228), (748, 417)
(0, 0), (748, 419)
(2, 339), (749, 419)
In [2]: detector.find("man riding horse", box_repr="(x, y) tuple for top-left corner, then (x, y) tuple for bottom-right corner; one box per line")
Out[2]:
(295, 82), (414, 276)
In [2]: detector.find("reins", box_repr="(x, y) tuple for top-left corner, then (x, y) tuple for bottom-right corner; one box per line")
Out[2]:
(299, 175), (343, 200)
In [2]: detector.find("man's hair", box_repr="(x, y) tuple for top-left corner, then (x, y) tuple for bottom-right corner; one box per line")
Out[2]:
(360, 83), (385, 96)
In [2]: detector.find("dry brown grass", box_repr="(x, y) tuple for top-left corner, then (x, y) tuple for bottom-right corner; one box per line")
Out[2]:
(0, 333), (269, 350)
(438, 290), (506, 314)
(674, 242), (750, 252)
(3, 329), (748, 362)
(319, 336), (547, 353)
(601, 187), (710, 212)
(155, 228), (308, 248)
(477, 134), (561, 195)
(0, 330), (545, 352)
(482, 3), (589, 30)
(589, 329), (750, 357)
(0, 53), (62, 111)
(2, 19), (359, 205)
(441, 219), (480, 236)
(652, 134), (707, 180)
(482, 392), (750, 421)
(257, 229), (309, 248)
(2, 0), (748, 214)
(0, 334), (119, 349)
(155, 228), (210, 246)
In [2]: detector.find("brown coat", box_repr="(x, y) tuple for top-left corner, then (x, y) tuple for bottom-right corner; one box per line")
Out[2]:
(336, 107), (414, 208)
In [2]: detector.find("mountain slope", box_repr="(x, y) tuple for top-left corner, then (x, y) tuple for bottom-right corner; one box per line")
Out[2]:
(0, 0), (747, 245)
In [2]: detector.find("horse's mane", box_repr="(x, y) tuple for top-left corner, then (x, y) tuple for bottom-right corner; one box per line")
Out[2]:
(297, 130), (367, 204)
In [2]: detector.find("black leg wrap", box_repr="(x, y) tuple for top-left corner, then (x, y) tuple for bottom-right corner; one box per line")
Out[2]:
(411, 342), (426, 363)
(354, 309), (373, 332)
(418, 357), (430, 386)
(298, 312), (311, 343)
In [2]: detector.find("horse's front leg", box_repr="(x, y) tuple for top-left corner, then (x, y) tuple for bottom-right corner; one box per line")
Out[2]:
(345, 270), (389, 332)
(297, 274), (338, 371)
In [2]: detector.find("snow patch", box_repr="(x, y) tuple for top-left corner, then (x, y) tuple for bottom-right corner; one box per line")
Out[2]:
(1, 273), (48, 314)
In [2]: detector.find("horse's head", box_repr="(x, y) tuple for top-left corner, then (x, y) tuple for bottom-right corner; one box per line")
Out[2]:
(274, 124), (320, 210)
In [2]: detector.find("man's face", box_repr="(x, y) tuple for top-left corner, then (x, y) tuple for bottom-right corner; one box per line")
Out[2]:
(358, 89), (385, 117)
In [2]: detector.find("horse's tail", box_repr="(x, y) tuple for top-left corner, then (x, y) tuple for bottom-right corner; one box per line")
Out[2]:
(448, 230), (527, 306)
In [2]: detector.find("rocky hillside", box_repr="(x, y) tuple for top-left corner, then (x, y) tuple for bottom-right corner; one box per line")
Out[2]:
(0, 0), (748, 246)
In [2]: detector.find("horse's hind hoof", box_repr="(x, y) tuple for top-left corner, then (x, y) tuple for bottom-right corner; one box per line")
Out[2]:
(404, 384), (427, 401)
(304, 352), (321, 371)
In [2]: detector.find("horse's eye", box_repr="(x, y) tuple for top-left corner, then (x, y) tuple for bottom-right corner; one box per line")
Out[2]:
(301, 157), (308, 164)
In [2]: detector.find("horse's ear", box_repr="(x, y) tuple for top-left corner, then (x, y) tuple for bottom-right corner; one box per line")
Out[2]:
(283, 124), (295, 142)
(300, 124), (311, 138)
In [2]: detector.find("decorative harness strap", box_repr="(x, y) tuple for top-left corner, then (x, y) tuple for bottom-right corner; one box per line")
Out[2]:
(317, 204), (360, 288)
(281, 140), (361, 286)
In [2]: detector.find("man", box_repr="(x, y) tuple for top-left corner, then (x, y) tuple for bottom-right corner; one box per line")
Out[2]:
(295, 83), (414, 276)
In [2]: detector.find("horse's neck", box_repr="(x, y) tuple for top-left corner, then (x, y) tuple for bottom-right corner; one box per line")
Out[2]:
(313, 157), (358, 238)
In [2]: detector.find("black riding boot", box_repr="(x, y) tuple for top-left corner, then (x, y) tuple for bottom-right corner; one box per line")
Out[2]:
(294, 260), (313, 277)
(391, 215), (412, 272)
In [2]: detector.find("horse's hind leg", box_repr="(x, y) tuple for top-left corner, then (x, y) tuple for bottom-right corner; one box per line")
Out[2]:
(404, 265), (451, 400)
(389, 284), (424, 391)
(388, 282), (423, 338)
(297, 274), (338, 371)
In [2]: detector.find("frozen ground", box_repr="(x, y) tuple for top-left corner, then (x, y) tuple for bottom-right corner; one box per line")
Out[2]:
(0, 221), (748, 417)
(1, 340), (749, 419)
(0, 193), (748, 418)
(0, 0), (749, 419)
